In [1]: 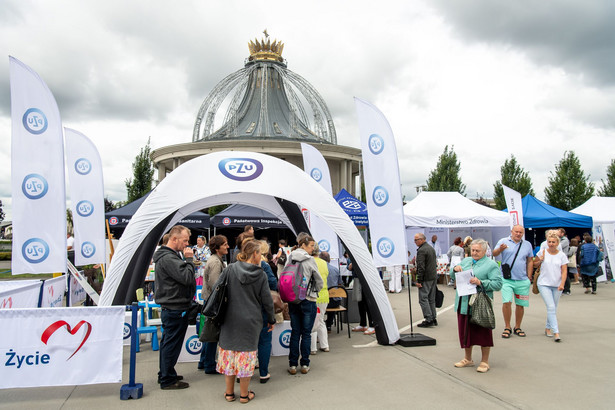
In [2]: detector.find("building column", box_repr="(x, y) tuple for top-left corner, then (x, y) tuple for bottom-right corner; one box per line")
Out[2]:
(340, 160), (347, 192)
(157, 163), (166, 183)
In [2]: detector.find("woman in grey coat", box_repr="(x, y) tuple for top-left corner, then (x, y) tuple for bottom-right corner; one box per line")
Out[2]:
(217, 239), (276, 404)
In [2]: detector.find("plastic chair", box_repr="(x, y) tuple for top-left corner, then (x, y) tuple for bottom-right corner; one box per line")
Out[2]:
(326, 286), (350, 338)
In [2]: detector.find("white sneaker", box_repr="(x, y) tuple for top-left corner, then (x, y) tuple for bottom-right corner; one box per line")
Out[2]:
(300, 365), (310, 374)
(364, 327), (375, 335)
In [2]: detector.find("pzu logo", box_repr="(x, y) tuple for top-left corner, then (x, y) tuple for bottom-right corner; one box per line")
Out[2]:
(319, 239), (330, 252)
(377, 237), (395, 258)
(81, 242), (96, 258)
(76, 200), (94, 217)
(341, 199), (365, 211)
(279, 329), (291, 348)
(74, 158), (92, 175)
(22, 174), (48, 200)
(123, 323), (132, 340)
(372, 186), (389, 207)
(22, 238), (49, 264)
(185, 335), (203, 354)
(218, 158), (263, 181)
(310, 168), (322, 182)
(368, 134), (384, 155)
(22, 108), (48, 135)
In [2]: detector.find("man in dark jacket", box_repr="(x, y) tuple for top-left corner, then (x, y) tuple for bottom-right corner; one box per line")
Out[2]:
(414, 233), (438, 327)
(153, 225), (196, 390)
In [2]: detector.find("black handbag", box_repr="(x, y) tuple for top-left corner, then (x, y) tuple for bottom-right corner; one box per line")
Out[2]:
(435, 286), (444, 308)
(202, 269), (229, 325)
(199, 315), (221, 342)
(469, 286), (495, 329)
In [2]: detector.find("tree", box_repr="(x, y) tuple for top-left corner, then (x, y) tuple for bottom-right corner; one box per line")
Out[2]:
(544, 151), (594, 210)
(493, 155), (535, 210)
(125, 138), (155, 203)
(104, 197), (117, 212)
(598, 159), (615, 196)
(426, 145), (466, 195)
(0, 200), (4, 223)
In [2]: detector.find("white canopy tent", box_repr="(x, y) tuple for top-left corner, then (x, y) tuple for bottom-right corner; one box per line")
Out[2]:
(99, 151), (400, 345)
(403, 192), (511, 260)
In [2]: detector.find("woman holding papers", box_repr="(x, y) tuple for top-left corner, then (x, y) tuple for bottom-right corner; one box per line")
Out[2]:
(451, 239), (502, 373)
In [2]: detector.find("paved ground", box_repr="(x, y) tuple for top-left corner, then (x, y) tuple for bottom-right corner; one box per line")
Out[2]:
(1, 280), (613, 409)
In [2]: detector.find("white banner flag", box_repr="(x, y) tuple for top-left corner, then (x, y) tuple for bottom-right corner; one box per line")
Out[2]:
(40, 276), (67, 308)
(301, 143), (339, 260)
(0, 306), (124, 388)
(355, 98), (408, 267)
(69, 274), (87, 306)
(65, 128), (106, 265)
(10, 57), (67, 274)
(503, 185), (524, 228)
(0, 282), (42, 310)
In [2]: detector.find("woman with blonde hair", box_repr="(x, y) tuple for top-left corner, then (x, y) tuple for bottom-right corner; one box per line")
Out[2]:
(216, 239), (275, 403)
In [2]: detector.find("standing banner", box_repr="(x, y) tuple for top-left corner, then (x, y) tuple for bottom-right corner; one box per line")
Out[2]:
(178, 325), (203, 362)
(503, 185), (524, 228)
(40, 275), (67, 308)
(10, 57), (66, 274)
(64, 128), (106, 265)
(0, 306), (124, 388)
(0, 282), (42, 309)
(69, 274), (87, 306)
(355, 98), (407, 267)
(301, 143), (339, 259)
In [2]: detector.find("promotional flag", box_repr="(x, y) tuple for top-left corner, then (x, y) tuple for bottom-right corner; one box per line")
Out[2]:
(10, 57), (66, 274)
(503, 185), (524, 228)
(355, 98), (407, 267)
(65, 128), (106, 265)
(301, 143), (339, 259)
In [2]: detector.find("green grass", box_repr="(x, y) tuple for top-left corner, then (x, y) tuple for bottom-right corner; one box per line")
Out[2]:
(0, 271), (53, 280)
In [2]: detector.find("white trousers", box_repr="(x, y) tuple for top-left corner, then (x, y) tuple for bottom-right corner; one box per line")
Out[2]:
(311, 302), (329, 351)
(389, 265), (402, 293)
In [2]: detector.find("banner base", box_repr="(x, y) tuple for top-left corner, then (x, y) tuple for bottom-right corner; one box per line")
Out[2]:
(120, 383), (143, 400)
(396, 333), (436, 347)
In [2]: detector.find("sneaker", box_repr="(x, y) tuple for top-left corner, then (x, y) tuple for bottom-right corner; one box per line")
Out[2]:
(320, 347), (330, 352)
(300, 365), (310, 374)
(584, 289), (591, 294)
(591, 291), (596, 294)
(417, 320), (434, 328)
(364, 327), (375, 335)
(288, 366), (297, 375)
(161, 380), (189, 390)
(433, 319), (438, 326)
(310, 350), (317, 355)
(352, 326), (367, 332)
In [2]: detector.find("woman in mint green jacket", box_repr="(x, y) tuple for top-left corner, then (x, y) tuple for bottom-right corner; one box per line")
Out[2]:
(450, 239), (502, 374)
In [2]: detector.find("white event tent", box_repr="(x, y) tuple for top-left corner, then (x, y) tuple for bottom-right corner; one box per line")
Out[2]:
(403, 192), (511, 260)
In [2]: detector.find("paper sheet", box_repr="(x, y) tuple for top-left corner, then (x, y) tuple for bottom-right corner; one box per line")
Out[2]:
(455, 269), (477, 296)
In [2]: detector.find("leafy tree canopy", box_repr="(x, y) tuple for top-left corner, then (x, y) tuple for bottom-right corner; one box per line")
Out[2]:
(544, 151), (594, 210)
(493, 155), (535, 210)
(125, 138), (154, 203)
(598, 159), (615, 197)
(426, 145), (466, 195)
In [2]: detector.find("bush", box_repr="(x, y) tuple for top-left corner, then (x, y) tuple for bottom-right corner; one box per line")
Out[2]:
(0, 252), (11, 260)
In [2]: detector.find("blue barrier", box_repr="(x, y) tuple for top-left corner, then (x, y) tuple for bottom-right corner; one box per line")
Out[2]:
(120, 303), (143, 400)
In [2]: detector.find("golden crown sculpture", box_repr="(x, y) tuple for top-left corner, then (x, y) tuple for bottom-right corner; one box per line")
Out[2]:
(248, 33), (284, 62)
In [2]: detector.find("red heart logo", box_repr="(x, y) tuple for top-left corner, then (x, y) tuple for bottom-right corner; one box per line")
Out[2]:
(41, 320), (92, 360)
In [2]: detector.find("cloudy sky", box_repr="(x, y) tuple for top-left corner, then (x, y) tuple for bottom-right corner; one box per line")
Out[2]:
(1, 0), (614, 220)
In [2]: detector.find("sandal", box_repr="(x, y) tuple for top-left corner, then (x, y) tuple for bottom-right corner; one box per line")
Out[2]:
(476, 362), (490, 373)
(454, 358), (475, 368)
(224, 393), (236, 402)
(513, 328), (526, 337)
(501, 328), (512, 339)
(240, 391), (255, 404)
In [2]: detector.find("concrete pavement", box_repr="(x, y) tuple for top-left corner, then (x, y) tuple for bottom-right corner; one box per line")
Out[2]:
(1, 280), (613, 409)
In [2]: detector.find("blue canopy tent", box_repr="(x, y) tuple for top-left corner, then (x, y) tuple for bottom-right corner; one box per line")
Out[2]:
(512, 195), (593, 228)
(334, 189), (369, 226)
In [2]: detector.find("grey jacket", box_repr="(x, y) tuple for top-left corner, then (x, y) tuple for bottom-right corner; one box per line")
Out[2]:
(218, 261), (276, 352)
(290, 248), (324, 302)
(416, 242), (437, 283)
(203, 254), (225, 300)
(153, 246), (196, 310)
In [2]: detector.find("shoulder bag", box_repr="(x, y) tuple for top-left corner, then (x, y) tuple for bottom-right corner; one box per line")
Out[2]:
(469, 286), (495, 329)
(202, 269), (229, 325)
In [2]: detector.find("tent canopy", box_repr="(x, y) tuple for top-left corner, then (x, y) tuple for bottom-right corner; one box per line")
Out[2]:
(334, 188), (368, 226)
(403, 192), (510, 227)
(106, 192), (210, 230)
(570, 196), (615, 224)
(511, 195), (593, 228)
(211, 203), (290, 229)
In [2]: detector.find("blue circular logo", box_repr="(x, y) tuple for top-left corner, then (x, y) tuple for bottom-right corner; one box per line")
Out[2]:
(279, 329), (291, 348)
(185, 335), (203, 354)
(81, 242), (96, 258)
(368, 134), (384, 155)
(109, 216), (119, 225)
(22, 108), (48, 135)
(76, 200), (94, 217)
(376, 237), (395, 258)
(339, 199), (367, 212)
(22, 238), (50, 263)
(123, 323), (132, 339)
(218, 158), (264, 181)
(22, 174), (49, 200)
(310, 168), (323, 182)
(372, 186), (389, 207)
(74, 158), (92, 175)
(319, 239), (331, 252)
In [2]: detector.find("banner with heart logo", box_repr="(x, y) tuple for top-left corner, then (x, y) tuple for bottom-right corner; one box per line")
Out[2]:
(0, 306), (124, 389)
(40, 275), (67, 308)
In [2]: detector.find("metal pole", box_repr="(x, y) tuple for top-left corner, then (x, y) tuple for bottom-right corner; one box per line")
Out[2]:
(406, 265), (415, 335)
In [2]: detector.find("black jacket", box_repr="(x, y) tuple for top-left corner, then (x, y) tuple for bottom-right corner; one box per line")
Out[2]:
(416, 242), (437, 283)
(153, 246), (196, 310)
